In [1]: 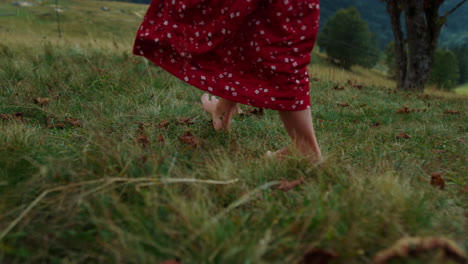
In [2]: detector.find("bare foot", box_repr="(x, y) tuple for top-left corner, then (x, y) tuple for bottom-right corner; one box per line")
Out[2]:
(201, 93), (224, 130)
(266, 146), (323, 165)
(265, 147), (289, 159)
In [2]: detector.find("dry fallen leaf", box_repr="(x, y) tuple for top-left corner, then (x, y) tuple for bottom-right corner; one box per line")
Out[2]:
(274, 178), (304, 192)
(396, 133), (411, 139)
(0, 114), (10, 120)
(157, 120), (170, 129)
(65, 117), (82, 127)
(249, 108), (264, 116)
(373, 236), (466, 264)
(396, 105), (412, 114)
(337, 102), (350, 107)
(432, 149), (448, 154)
(159, 259), (180, 264)
(178, 131), (199, 147)
(176, 117), (195, 125)
(333, 84), (345, 90)
(157, 134), (165, 143)
(138, 134), (150, 148)
(444, 109), (461, 115)
(93, 68), (108, 75)
(48, 123), (65, 129)
(34, 97), (50, 106)
(13, 113), (23, 122)
(301, 248), (338, 264)
(430, 172), (445, 190)
(135, 122), (150, 148)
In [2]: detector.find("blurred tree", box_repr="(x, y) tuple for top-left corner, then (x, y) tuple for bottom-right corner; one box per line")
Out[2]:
(451, 43), (468, 84)
(381, 0), (467, 92)
(317, 8), (380, 70)
(429, 49), (460, 89)
(385, 41), (397, 79)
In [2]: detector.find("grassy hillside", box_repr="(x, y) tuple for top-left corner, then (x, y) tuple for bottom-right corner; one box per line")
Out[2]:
(1, 0), (467, 263)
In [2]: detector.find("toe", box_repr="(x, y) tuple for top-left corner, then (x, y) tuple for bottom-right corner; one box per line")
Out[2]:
(201, 93), (209, 103)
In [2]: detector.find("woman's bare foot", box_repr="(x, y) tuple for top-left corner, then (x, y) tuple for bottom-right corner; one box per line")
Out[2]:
(277, 109), (322, 164)
(266, 146), (323, 164)
(266, 147), (289, 159)
(201, 93), (238, 131)
(201, 94), (223, 130)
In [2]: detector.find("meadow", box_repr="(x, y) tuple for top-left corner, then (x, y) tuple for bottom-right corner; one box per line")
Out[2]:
(0, 0), (467, 263)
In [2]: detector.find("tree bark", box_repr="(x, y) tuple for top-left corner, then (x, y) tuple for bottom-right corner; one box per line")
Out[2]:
(382, 0), (465, 92)
(386, 0), (407, 90)
(401, 0), (446, 91)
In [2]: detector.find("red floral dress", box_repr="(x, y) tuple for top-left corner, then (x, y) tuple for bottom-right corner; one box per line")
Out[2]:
(133, 0), (320, 111)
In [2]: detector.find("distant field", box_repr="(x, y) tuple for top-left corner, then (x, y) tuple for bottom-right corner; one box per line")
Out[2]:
(0, 0), (146, 50)
(0, 1), (467, 263)
(455, 83), (468, 96)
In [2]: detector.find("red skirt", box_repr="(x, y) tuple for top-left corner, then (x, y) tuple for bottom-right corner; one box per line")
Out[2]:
(133, 0), (320, 111)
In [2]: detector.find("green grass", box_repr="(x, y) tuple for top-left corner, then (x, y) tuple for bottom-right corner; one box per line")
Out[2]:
(0, 1), (467, 263)
(454, 83), (468, 96)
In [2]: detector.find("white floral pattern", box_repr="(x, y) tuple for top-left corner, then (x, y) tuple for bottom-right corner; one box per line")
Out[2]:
(134, 0), (320, 111)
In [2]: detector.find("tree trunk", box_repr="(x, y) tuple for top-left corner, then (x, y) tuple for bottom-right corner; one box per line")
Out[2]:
(386, 0), (407, 90)
(402, 0), (441, 92)
(383, 0), (456, 92)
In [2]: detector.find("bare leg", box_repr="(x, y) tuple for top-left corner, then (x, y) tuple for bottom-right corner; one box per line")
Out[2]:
(269, 109), (322, 163)
(201, 93), (238, 131)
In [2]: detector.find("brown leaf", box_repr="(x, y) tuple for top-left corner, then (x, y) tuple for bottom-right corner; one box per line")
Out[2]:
(333, 84), (345, 90)
(337, 102), (350, 107)
(65, 118), (82, 127)
(34, 97), (50, 106)
(431, 149), (448, 154)
(249, 108), (264, 116)
(159, 259), (180, 264)
(312, 77), (321, 82)
(396, 105), (412, 114)
(0, 114), (11, 120)
(93, 68), (108, 75)
(157, 120), (170, 129)
(134, 122), (150, 147)
(396, 133), (411, 139)
(13, 113), (23, 122)
(444, 109), (461, 115)
(457, 138), (466, 144)
(373, 237), (467, 264)
(176, 117), (195, 125)
(430, 173), (445, 190)
(48, 123), (65, 129)
(137, 134), (150, 148)
(157, 134), (165, 143)
(274, 178), (304, 192)
(136, 121), (145, 132)
(178, 131), (199, 147)
(301, 248), (338, 264)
